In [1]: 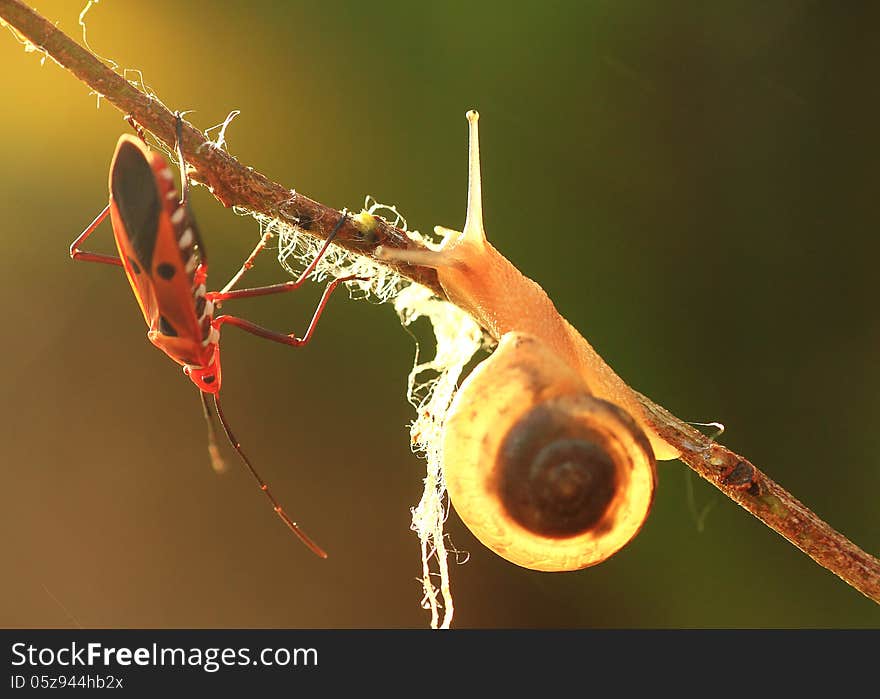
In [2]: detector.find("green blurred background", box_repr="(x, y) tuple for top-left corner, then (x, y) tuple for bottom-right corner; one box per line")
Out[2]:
(1, 1), (878, 628)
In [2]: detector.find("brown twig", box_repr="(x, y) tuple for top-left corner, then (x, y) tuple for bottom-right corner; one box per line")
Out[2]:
(2, 0), (878, 605)
(0, 0), (443, 298)
(639, 396), (880, 603)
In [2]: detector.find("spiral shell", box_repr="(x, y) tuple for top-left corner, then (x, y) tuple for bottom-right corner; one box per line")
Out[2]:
(443, 333), (656, 571)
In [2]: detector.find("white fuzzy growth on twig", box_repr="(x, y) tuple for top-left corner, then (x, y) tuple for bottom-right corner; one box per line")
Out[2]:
(394, 283), (483, 628)
(253, 196), (482, 629)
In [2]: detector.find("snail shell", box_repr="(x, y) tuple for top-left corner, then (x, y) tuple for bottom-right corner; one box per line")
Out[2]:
(444, 333), (656, 572)
(378, 110), (670, 571)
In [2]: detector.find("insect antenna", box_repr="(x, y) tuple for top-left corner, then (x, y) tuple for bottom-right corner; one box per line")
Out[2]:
(199, 391), (227, 474)
(211, 392), (328, 558)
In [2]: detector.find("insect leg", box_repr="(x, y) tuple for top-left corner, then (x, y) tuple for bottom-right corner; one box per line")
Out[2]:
(212, 275), (365, 347)
(69, 204), (123, 267)
(211, 212), (351, 301)
(171, 112), (211, 268)
(217, 227), (274, 295)
(174, 112), (190, 207)
(124, 114), (148, 144)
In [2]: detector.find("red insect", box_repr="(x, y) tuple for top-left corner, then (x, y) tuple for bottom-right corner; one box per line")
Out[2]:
(69, 117), (361, 558)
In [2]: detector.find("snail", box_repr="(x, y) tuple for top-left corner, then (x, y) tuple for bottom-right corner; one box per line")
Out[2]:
(378, 111), (679, 571)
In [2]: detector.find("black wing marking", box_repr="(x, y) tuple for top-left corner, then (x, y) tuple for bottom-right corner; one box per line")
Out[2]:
(111, 140), (160, 271)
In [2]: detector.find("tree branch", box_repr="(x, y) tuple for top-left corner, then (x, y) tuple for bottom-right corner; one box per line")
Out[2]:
(3, 0), (877, 605)
(0, 0), (444, 298)
(639, 396), (880, 603)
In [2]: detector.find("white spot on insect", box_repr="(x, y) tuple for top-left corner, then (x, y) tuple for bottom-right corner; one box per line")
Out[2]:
(193, 283), (206, 299)
(178, 228), (194, 249)
(185, 255), (198, 274)
(171, 207), (185, 225)
(202, 327), (220, 347)
(199, 299), (215, 321)
(166, 190), (177, 200)
(160, 168), (173, 181)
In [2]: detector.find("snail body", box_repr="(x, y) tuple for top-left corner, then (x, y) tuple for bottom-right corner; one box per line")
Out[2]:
(379, 111), (678, 571)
